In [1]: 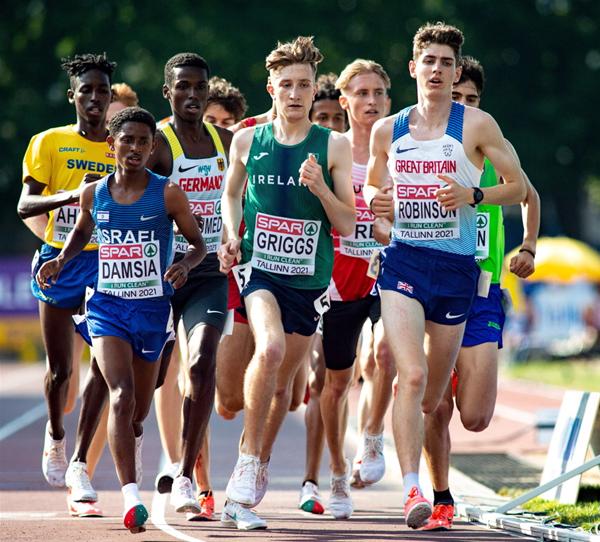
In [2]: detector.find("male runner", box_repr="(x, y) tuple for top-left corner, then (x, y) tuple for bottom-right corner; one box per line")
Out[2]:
(148, 53), (233, 515)
(301, 59), (393, 520)
(364, 22), (526, 528)
(36, 107), (206, 533)
(218, 36), (354, 530)
(17, 53), (116, 489)
(420, 56), (540, 530)
(203, 76), (248, 129)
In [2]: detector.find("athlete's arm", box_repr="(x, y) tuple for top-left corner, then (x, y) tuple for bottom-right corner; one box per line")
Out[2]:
(146, 132), (172, 176)
(17, 173), (100, 219)
(164, 182), (207, 289)
(35, 183), (96, 288)
(364, 117), (394, 219)
(218, 127), (253, 273)
(23, 214), (48, 240)
(299, 131), (355, 237)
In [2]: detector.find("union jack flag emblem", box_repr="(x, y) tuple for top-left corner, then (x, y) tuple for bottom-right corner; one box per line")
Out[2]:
(397, 281), (414, 294)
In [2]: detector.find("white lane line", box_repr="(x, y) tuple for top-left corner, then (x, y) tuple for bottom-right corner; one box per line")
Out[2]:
(0, 401), (46, 441)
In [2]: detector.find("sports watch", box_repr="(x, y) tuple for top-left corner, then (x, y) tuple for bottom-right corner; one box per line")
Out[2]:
(470, 187), (484, 207)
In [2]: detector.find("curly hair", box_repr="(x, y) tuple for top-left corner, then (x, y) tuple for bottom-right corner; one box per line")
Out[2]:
(207, 76), (248, 122)
(61, 53), (116, 89)
(413, 22), (464, 60)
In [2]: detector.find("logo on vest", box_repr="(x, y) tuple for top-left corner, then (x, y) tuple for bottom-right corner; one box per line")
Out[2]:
(217, 157), (225, 171)
(443, 144), (454, 157)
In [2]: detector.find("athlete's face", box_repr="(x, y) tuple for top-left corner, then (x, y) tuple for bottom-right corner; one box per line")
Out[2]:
(310, 99), (346, 133)
(452, 80), (481, 108)
(410, 44), (461, 98)
(68, 69), (111, 126)
(267, 64), (316, 121)
(164, 66), (209, 122)
(108, 121), (155, 173)
(340, 72), (389, 128)
(203, 103), (236, 129)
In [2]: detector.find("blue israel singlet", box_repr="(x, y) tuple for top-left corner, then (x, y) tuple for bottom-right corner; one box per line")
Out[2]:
(93, 170), (174, 300)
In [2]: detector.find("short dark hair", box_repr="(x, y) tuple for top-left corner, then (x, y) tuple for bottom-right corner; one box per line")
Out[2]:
(61, 53), (116, 89)
(457, 56), (485, 95)
(164, 53), (210, 87)
(314, 73), (341, 103)
(207, 76), (248, 122)
(108, 106), (156, 138)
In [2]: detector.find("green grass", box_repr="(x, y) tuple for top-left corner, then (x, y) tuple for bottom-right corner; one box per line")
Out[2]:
(498, 486), (600, 532)
(503, 359), (600, 391)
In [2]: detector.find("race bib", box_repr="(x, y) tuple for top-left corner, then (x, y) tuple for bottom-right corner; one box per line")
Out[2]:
(366, 249), (381, 279)
(339, 208), (381, 260)
(251, 212), (320, 276)
(394, 184), (459, 240)
(97, 241), (163, 299)
(232, 262), (252, 292)
(313, 290), (331, 316)
(174, 199), (222, 254)
(52, 202), (98, 245)
(475, 211), (490, 261)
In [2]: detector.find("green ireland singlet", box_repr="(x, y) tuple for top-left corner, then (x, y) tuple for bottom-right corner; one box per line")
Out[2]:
(475, 158), (504, 284)
(242, 123), (334, 289)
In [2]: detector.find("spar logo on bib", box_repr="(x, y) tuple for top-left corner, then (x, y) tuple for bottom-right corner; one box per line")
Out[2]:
(175, 199), (223, 254)
(251, 212), (321, 276)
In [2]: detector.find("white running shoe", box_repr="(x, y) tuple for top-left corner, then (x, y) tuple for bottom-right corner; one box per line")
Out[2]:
(252, 459), (270, 507)
(42, 421), (68, 488)
(170, 476), (201, 514)
(359, 432), (385, 485)
(299, 481), (324, 514)
(154, 461), (179, 494)
(225, 454), (259, 506)
(135, 434), (143, 487)
(329, 461), (353, 520)
(65, 461), (97, 502)
(220, 500), (267, 530)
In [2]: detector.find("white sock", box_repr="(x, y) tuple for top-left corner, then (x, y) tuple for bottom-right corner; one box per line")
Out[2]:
(122, 482), (141, 510)
(402, 472), (420, 502)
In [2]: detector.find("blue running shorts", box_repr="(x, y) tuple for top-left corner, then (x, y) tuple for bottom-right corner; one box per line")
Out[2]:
(462, 283), (506, 348)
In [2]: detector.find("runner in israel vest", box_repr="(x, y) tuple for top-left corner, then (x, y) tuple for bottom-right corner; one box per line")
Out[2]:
(242, 123), (334, 290)
(93, 171), (174, 300)
(389, 101), (481, 255)
(161, 121), (227, 277)
(475, 158), (504, 284)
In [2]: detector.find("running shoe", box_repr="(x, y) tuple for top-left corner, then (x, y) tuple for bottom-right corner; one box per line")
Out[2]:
(135, 434), (143, 487)
(220, 500), (267, 530)
(123, 502), (148, 534)
(359, 432), (385, 485)
(329, 461), (353, 519)
(298, 481), (324, 514)
(65, 461), (97, 502)
(225, 454), (259, 506)
(252, 459), (270, 507)
(186, 491), (215, 521)
(154, 461), (179, 494)
(420, 503), (454, 530)
(42, 421), (68, 488)
(67, 498), (103, 518)
(170, 476), (201, 514)
(403, 486), (432, 529)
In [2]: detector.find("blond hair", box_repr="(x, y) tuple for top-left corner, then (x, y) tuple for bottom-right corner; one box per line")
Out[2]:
(111, 83), (138, 106)
(413, 22), (464, 60)
(265, 36), (323, 76)
(336, 59), (391, 93)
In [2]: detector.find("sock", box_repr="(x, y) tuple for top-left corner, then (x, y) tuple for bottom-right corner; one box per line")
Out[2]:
(402, 472), (420, 502)
(433, 488), (454, 506)
(303, 479), (318, 487)
(122, 482), (141, 511)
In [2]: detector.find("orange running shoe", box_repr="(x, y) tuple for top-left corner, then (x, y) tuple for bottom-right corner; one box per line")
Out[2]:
(420, 503), (454, 530)
(187, 492), (215, 521)
(403, 486), (432, 529)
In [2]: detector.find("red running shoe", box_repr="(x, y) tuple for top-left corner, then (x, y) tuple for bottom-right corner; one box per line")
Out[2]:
(123, 503), (148, 534)
(420, 503), (454, 530)
(403, 486), (432, 529)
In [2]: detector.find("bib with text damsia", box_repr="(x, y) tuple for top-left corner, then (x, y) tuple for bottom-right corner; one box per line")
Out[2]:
(394, 184), (459, 241)
(251, 212), (320, 276)
(97, 241), (163, 299)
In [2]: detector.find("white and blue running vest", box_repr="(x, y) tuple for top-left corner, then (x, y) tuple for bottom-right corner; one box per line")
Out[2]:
(93, 171), (174, 299)
(388, 101), (481, 255)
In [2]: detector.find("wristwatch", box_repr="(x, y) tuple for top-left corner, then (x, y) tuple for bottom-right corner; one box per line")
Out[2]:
(470, 187), (484, 207)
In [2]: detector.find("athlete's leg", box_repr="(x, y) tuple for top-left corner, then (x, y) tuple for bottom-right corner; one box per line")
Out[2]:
(290, 358), (308, 411)
(215, 321), (254, 418)
(64, 333), (85, 414)
(86, 404), (108, 478)
(131, 353), (162, 439)
(356, 322), (376, 436)
(193, 426), (211, 492)
(304, 335), (325, 484)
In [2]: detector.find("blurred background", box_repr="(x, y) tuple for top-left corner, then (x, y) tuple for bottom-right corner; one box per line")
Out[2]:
(0, 0), (599, 371)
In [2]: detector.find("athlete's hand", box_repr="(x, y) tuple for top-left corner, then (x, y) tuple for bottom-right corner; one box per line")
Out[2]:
(36, 257), (64, 289)
(436, 175), (472, 210)
(373, 217), (392, 246)
(371, 185), (394, 220)
(164, 261), (190, 289)
(509, 250), (535, 278)
(299, 154), (328, 198)
(218, 239), (241, 274)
